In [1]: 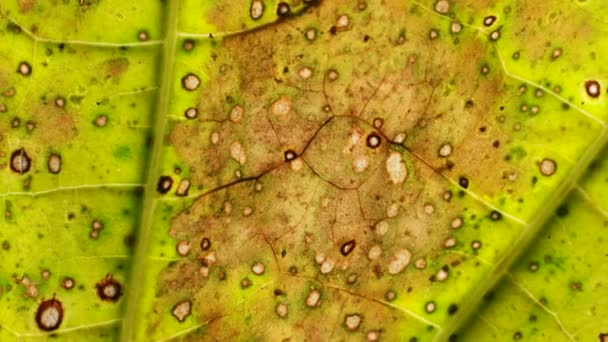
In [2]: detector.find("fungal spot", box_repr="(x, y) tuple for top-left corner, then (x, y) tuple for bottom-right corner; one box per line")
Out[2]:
(340, 240), (356, 256)
(489, 210), (502, 221)
(184, 107), (198, 119)
(388, 249), (412, 275)
(271, 96), (291, 116)
(429, 29), (439, 40)
(438, 143), (452, 157)
(444, 237), (456, 248)
(483, 15), (497, 26)
(305, 288), (321, 307)
(210, 131), (220, 145)
(175, 179), (191, 196)
(374, 221), (389, 236)
(529, 262), (539, 272)
(157, 176), (173, 194)
(181, 73), (201, 91)
(298, 66), (313, 80)
(434, 0), (449, 14)
(415, 258), (427, 269)
(241, 278), (252, 288)
(539, 159), (557, 177)
(94, 114), (108, 127)
(284, 149), (297, 162)
(10, 148), (31, 174)
(41, 270), (51, 280)
(327, 69), (339, 81)
(385, 290), (397, 301)
(336, 15), (350, 30)
(425, 301), (436, 313)
(513, 332), (523, 340)
(386, 152), (407, 184)
(373, 118), (384, 129)
(276, 303), (288, 318)
(471, 240), (481, 250)
(252, 262), (265, 275)
(172, 300), (192, 322)
(366, 133), (381, 148)
(320, 259), (335, 274)
(176, 240), (191, 256)
(183, 39), (194, 51)
(353, 156), (369, 173)
(61, 277), (75, 290)
(54, 97), (65, 108)
(18, 62), (32, 76)
(95, 274), (122, 302)
(305, 28), (317, 41)
(448, 304), (458, 315)
(47, 154), (61, 174)
(344, 314), (362, 331)
(367, 331), (380, 341)
(450, 22), (462, 34)
(424, 203), (435, 214)
(436, 267), (449, 282)
(35, 298), (63, 331)
(250, 0), (264, 20)
(277, 2), (290, 16)
(481, 65), (489, 74)
(458, 176), (469, 189)
(200, 237), (211, 251)
(137, 31), (149, 41)
(551, 48), (562, 60)
(489, 30), (500, 41)
(585, 80), (600, 98)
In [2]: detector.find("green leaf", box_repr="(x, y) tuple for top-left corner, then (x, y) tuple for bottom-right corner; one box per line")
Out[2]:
(0, 0), (606, 341)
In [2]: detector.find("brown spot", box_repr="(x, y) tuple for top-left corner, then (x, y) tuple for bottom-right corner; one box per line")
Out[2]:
(585, 80), (600, 98)
(181, 73), (201, 91)
(539, 159), (557, 176)
(157, 176), (173, 194)
(183, 40), (195, 51)
(47, 154), (61, 174)
(344, 314), (362, 331)
(483, 15), (496, 26)
(35, 298), (63, 331)
(10, 148), (31, 174)
(366, 133), (381, 148)
(95, 274), (122, 302)
(61, 277), (75, 290)
(17, 62), (32, 76)
(340, 240), (356, 256)
(172, 300), (192, 322)
(277, 2), (290, 16)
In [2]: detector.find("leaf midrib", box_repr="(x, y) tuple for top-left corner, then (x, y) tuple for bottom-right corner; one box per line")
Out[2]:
(120, 0), (179, 340)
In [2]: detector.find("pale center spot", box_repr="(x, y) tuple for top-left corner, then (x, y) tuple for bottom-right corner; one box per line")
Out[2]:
(353, 156), (369, 173)
(306, 289), (321, 307)
(271, 96), (292, 117)
(387, 249), (412, 275)
(230, 141), (247, 164)
(386, 152), (407, 184)
(298, 66), (313, 80)
(434, 0), (449, 14)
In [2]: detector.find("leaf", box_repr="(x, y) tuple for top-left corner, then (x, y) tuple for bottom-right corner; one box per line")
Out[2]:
(0, 0), (606, 341)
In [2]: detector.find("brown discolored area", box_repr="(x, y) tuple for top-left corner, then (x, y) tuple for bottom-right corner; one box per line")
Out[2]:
(17, 0), (36, 12)
(103, 58), (130, 80)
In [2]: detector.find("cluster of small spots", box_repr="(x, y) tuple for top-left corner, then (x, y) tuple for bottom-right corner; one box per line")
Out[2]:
(95, 274), (122, 302)
(89, 219), (104, 240)
(35, 298), (63, 331)
(172, 300), (192, 322)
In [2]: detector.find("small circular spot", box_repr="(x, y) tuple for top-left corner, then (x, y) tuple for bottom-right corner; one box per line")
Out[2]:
(252, 262), (265, 275)
(137, 31), (149, 41)
(54, 97), (65, 108)
(96, 274), (122, 302)
(434, 0), (449, 14)
(585, 80), (600, 98)
(458, 176), (469, 189)
(94, 114), (108, 127)
(305, 28), (317, 41)
(489, 30), (500, 41)
(429, 29), (439, 40)
(425, 301), (436, 313)
(61, 277), (75, 290)
(277, 2), (290, 16)
(489, 210), (502, 221)
(18, 62), (32, 76)
(327, 69), (339, 81)
(298, 66), (313, 80)
(438, 143), (452, 157)
(344, 314), (362, 331)
(450, 217), (463, 229)
(184, 107), (198, 119)
(176, 240), (191, 256)
(47, 154), (62, 174)
(305, 289), (321, 307)
(551, 48), (562, 60)
(284, 149), (297, 161)
(340, 240), (356, 256)
(471, 240), (482, 250)
(450, 22), (462, 34)
(276, 303), (288, 318)
(483, 15), (497, 26)
(181, 73), (201, 91)
(183, 39), (195, 51)
(366, 133), (381, 148)
(539, 159), (557, 177)
(529, 262), (539, 272)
